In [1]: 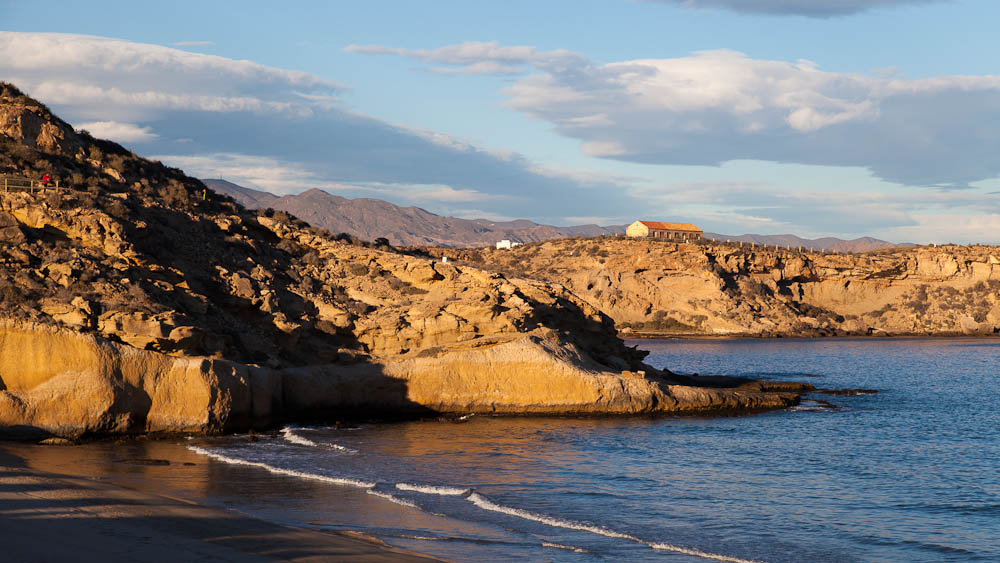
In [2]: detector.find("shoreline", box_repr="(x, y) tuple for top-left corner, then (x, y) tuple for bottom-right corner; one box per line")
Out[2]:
(0, 442), (445, 562)
(622, 330), (1000, 339)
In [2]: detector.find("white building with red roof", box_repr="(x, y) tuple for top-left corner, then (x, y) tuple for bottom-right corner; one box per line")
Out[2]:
(625, 220), (703, 240)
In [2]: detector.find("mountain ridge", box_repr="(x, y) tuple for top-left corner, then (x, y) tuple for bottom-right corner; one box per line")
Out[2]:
(202, 179), (906, 252)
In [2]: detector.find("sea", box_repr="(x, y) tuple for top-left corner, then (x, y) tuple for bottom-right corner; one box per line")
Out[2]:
(40, 338), (1000, 562)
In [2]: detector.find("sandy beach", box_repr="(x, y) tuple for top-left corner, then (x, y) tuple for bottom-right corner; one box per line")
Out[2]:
(0, 443), (443, 562)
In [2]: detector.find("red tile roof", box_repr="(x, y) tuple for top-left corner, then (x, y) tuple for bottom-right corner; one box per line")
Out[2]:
(638, 221), (702, 232)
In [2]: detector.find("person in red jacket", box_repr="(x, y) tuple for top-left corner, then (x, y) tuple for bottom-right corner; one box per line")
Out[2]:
(40, 173), (51, 187)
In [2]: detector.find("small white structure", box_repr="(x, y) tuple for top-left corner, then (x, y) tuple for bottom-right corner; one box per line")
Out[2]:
(496, 239), (523, 250)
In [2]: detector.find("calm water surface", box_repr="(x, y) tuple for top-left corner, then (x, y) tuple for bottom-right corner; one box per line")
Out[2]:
(39, 338), (1000, 562)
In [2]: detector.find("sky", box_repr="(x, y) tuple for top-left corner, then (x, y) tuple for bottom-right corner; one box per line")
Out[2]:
(2, 0), (1000, 243)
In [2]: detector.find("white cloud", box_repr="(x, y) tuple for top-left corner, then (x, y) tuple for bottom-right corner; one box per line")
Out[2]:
(0, 32), (341, 121)
(159, 153), (509, 208)
(500, 49), (1000, 188)
(158, 153), (355, 195)
(353, 42), (1000, 187)
(75, 120), (158, 143)
(647, 0), (947, 17)
(0, 32), (629, 221)
(345, 41), (584, 75)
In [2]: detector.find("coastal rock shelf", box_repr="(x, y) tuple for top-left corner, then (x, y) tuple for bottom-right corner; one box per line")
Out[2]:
(0, 322), (803, 436)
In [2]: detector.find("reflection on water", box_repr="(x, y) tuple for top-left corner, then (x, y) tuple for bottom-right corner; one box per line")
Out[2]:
(9, 337), (1000, 562)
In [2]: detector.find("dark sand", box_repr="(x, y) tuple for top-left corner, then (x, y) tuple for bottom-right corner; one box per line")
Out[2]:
(0, 444), (443, 562)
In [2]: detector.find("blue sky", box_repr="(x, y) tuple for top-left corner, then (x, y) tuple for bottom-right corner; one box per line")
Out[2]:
(2, 0), (1000, 242)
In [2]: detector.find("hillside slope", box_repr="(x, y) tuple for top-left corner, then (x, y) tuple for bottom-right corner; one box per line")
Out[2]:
(439, 238), (1000, 337)
(0, 84), (805, 436)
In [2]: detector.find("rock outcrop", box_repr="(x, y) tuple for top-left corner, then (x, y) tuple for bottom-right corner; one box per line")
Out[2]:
(0, 322), (801, 437)
(441, 238), (1000, 337)
(0, 84), (807, 436)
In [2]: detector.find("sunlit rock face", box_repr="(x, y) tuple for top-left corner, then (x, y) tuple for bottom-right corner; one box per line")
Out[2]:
(443, 238), (1000, 337)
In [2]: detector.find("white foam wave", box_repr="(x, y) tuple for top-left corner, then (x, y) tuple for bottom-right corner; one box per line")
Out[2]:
(468, 493), (638, 540)
(186, 445), (375, 489)
(542, 542), (589, 554)
(367, 489), (419, 508)
(279, 426), (359, 453)
(280, 426), (318, 446)
(396, 483), (472, 496)
(650, 542), (762, 563)
(468, 493), (760, 563)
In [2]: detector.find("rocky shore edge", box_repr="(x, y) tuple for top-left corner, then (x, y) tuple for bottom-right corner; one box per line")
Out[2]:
(0, 321), (809, 438)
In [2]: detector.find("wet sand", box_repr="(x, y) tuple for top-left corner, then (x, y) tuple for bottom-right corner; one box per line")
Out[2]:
(0, 443), (443, 562)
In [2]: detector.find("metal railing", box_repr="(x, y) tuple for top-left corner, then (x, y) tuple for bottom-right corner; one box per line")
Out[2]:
(1, 175), (61, 193)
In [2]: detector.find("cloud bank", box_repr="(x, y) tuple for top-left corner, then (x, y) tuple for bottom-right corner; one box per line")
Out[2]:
(505, 49), (1000, 187)
(359, 43), (1000, 188)
(0, 32), (627, 221)
(647, 0), (946, 18)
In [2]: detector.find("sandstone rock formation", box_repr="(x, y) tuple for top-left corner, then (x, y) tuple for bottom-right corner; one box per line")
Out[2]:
(441, 238), (1000, 337)
(0, 322), (802, 437)
(0, 84), (807, 436)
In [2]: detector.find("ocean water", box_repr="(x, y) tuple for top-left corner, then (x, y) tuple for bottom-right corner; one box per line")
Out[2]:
(89, 338), (1000, 561)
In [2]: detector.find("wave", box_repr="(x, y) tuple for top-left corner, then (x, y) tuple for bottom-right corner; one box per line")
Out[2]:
(279, 426), (358, 453)
(280, 426), (318, 446)
(468, 493), (760, 563)
(541, 542), (589, 554)
(367, 489), (419, 508)
(649, 542), (762, 562)
(468, 492), (639, 540)
(186, 445), (375, 488)
(396, 483), (472, 496)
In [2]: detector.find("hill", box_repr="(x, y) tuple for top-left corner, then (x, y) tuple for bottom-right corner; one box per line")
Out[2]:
(0, 83), (804, 436)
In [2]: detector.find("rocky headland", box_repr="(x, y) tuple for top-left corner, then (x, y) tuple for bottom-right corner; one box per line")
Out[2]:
(437, 237), (1000, 337)
(0, 84), (807, 438)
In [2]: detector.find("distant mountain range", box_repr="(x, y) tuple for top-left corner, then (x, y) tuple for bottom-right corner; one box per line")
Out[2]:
(201, 179), (621, 247)
(700, 232), (912, 253)
(202, 179), (907, 252)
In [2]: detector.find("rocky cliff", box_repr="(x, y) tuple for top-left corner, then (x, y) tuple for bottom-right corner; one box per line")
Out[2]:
(440, 238), (1000, 337)
(0, 84), (805, 436)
